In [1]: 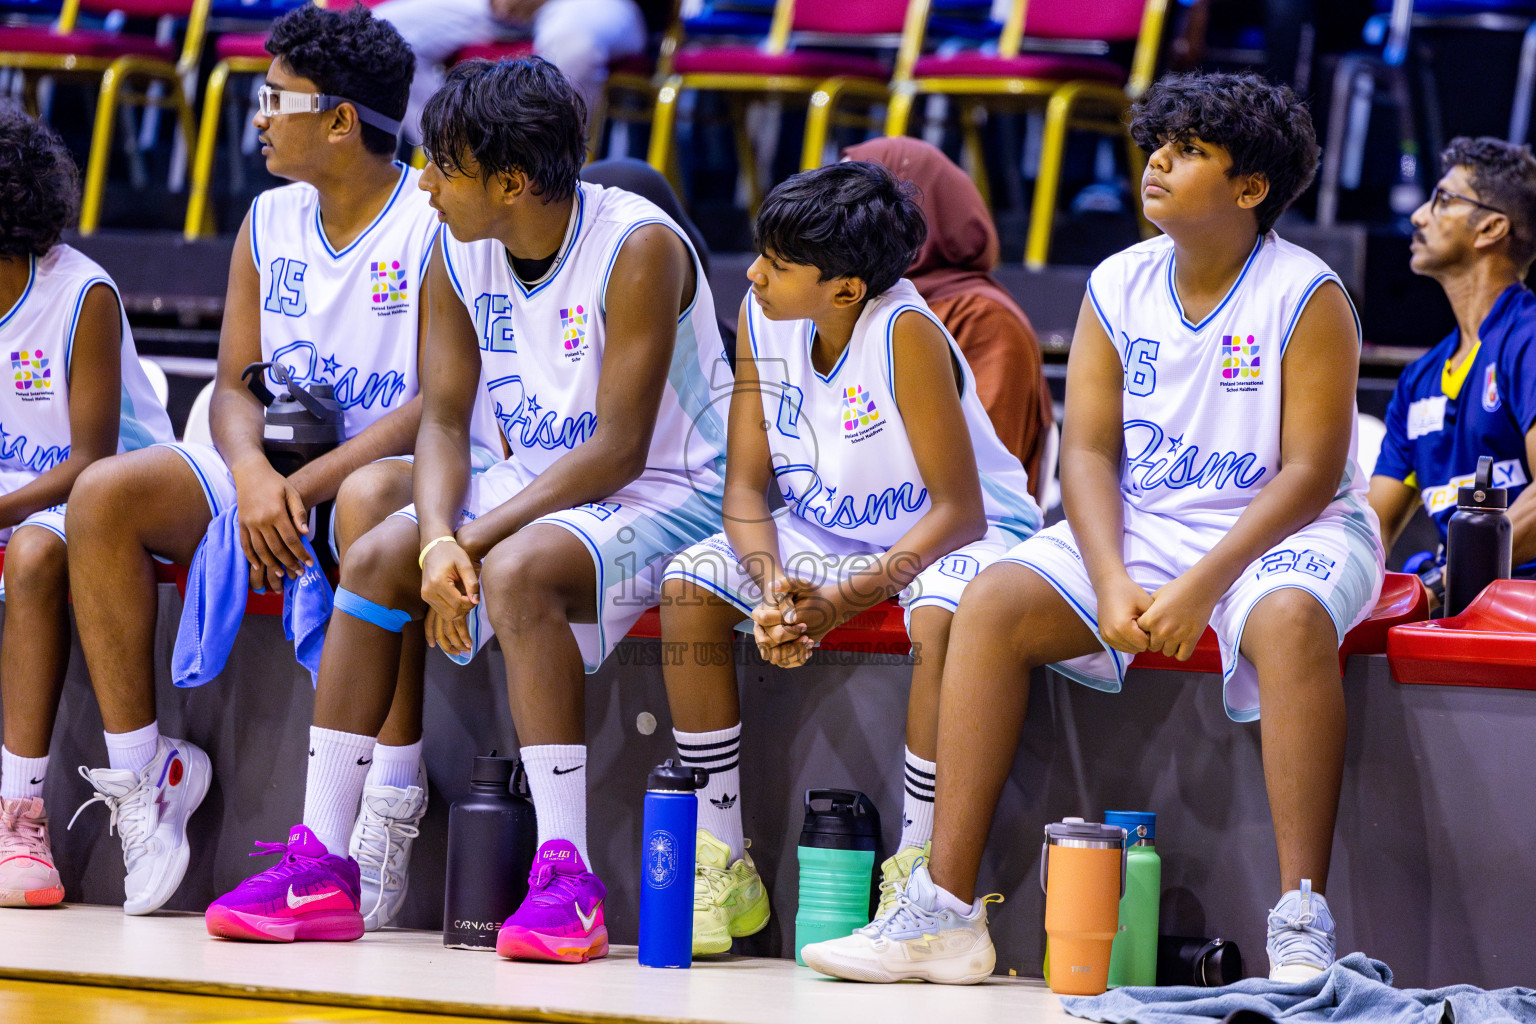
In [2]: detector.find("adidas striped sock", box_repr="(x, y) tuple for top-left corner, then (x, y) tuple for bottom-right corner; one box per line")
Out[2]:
(899, 747), (936, 852)
(675, 724), (743, 861)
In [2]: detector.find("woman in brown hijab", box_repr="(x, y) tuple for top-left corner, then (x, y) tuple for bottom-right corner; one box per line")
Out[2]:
(844, 137), (1054, 502)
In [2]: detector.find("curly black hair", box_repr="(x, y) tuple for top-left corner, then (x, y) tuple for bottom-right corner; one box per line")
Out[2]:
(0, 105), (80, 258)
(1441, 136), (1536, 270)
(421, 57), (587, 202)
(1129, 72), (1319, 235)
(266, 3), (413, 156)
(754, 162), (927, 299)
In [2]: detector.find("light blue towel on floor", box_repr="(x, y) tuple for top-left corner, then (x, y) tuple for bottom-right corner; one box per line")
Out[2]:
(1062, 953), (1536, 1024)
(173, 505), (333, 688)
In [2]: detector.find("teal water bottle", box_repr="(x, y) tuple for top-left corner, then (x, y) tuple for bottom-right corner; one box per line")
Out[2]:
(794, 789), (880, 965)
(1104, 810), (1160, 987)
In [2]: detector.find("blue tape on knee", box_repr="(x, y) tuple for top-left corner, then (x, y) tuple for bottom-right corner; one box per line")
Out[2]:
(334, 587), (411, 633)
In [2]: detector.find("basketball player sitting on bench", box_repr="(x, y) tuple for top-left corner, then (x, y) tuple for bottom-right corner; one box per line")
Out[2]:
(657, 161), (1041, 958)
(64, 5), (485, 923)
(205, 57), (729, 955)
(802, 71), (1386, 985)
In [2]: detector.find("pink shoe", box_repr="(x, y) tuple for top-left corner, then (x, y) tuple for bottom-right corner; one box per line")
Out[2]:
(206, 825), (363, 942)
(0, 798), (64, 907)
(496, 840), (608, 963)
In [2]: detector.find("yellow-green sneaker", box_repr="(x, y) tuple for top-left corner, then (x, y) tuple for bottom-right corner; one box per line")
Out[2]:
(692, 830), (770, 956)
(876, 842), (930, 920)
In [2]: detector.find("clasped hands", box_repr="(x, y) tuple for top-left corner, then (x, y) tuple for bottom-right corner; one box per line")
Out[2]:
(420, 524), (487, 657)
(751, 576), (849, 669)
(1097, 572), (1217, 663)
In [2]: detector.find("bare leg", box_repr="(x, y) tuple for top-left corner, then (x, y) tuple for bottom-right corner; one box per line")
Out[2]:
(928, 564), (1101, 902)
(332, 461), (424, 747)
(479, 525), (598, 745)
(1240, 588), (1344, 894)
(66, 450), (210, 734)
(0, 527), (71, 757)
(313, 516), (426, 737)
(658, 578), (744, 732)
(904, 605), (953, 761)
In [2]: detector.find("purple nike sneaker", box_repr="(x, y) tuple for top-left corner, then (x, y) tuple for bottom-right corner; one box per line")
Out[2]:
(206, 824), (363, 942)
(496, 839), (608, 962)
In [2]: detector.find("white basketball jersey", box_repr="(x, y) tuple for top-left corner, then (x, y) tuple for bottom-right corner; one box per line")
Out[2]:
(441, 181), (729, 495)
(251, 164), (500, 453)
(0, 245), (172, 481)
(749, 278), (1040, 549)
(1087, 232), (1368, 535)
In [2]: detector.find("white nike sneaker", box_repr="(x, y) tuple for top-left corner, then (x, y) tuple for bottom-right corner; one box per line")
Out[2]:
(801, 863), (999, 984)
(70, 737), (211, 915)
(349, 763), (427, 932)
(1267, 879), (1336, 982)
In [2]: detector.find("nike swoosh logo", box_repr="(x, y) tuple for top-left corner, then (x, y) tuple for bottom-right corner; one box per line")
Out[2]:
(356, 757), (372, 766)
(575, 900), (599, 931)
(28, 777), (43, 785)
(287, 885), (341, 909)
(553, 765), (583, 775)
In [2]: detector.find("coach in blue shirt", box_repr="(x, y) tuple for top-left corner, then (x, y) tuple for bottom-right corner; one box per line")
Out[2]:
(1371, 137), (1536, 586)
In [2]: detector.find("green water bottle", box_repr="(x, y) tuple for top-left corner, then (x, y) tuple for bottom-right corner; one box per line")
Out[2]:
(794, 789), (880, 965)
(1104, 810), (1159, 988)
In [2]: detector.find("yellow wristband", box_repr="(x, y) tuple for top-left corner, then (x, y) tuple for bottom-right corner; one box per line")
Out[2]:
(418, 535), (458, 570)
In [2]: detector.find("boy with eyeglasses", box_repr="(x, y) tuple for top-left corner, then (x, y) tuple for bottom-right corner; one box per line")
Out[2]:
(1371, 137), (1536, 598)
(64, 4), (497, 920)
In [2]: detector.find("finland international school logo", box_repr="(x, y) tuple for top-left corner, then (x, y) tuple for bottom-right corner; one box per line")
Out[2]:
(1220, 333), (1260, 390)
(841, 384), (883, 442)
(1483, 364), (1501, 413)
(560, 304), (588, 361)
(11, 349), (52, 401)
(369, 257), (408, 315)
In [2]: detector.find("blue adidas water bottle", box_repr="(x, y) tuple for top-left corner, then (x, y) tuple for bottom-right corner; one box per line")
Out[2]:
(639, 759), (708, 968)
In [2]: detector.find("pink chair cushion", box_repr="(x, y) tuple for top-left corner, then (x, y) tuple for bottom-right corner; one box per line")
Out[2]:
(1024, 0), (1147, 42)
(793, 0), (908, 35)
(81, 0), (195, 15)
(0, 25), (174, 59)
(910, 51), (1127, 85)
(452, 39), (535, 63)
(672, 44), (888, 80)
(214, 32), (270, 61)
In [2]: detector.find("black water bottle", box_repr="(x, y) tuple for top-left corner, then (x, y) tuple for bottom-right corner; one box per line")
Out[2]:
(1445, 455), (1513, 617)
(443, 756), (537, 950)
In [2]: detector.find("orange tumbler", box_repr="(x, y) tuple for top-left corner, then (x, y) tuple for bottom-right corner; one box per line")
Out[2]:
(1041, 817), (1127, 996)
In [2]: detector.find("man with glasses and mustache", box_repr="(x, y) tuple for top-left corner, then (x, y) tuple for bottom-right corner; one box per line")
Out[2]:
(1371, 137), (1536, 602)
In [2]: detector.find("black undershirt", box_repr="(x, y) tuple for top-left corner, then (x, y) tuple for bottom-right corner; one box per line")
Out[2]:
(510, 251), (558, 284)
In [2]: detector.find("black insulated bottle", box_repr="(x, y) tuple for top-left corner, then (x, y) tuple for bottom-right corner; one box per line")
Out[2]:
(443, 756), (537, 950)
(1445, 455), (1513, 617)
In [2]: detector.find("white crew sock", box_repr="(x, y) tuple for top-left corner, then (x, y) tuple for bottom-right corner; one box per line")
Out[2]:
(303, 726), (375, 857)
(104, 721), (161, 775)
(521, 744), (590, 866)
(674, 724), (743, 861)
(0, 746), (48, 800)
(367, 738), (423, 791)
(899, 746), (936, 851)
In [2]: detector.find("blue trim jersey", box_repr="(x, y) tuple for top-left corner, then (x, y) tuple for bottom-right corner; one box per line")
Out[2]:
(746, 277), (1040, 549)
(250, 163), (499, 453)
(440, 180), (729, 496)
(0, 244), (172, 485)
(1375, 283), (1536, 562)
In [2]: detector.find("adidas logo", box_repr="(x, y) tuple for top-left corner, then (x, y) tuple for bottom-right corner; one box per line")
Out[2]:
(710, 793), (737, 809)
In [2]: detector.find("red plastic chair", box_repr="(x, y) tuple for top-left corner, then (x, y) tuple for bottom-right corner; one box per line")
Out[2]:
(1387, 578), (1536, 690)
(646, 0), (918, 212)
(1130, 571), (1427, 674)
(0, 0), (212, 233)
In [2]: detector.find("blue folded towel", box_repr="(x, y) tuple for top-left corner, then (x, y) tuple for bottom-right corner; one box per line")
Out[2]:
(1062, 953), (1536, 1024)
(173, 505), (334, 688)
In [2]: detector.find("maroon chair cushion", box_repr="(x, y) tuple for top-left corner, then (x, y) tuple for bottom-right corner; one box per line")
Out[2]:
(672, 44), (888, 80)
(0, 26), (174, 59)
(213, 31), (271, 61)
(451, 39), (535, 63)
(910, 51), (1126, 85)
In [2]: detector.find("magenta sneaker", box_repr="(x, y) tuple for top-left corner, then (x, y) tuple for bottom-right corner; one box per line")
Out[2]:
(496, 839), (608, 963)
(206, 824), (363, 942)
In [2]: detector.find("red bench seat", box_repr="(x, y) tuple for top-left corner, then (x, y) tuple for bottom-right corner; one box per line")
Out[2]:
(1388, 579), (1536, 690)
